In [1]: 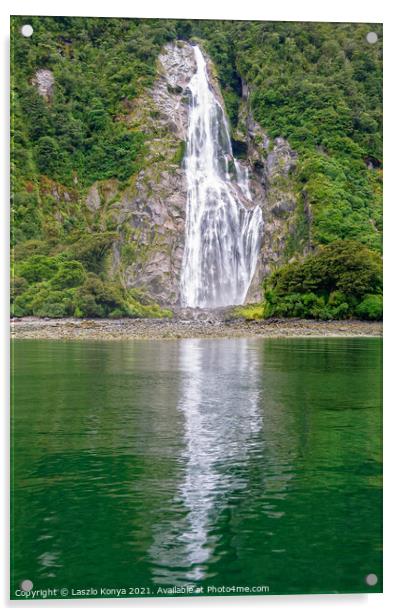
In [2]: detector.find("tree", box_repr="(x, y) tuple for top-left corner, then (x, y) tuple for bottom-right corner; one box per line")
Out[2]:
(51, 261), (86, 289)
(264, 240), (382, 320)
(36, 136), (61, 176)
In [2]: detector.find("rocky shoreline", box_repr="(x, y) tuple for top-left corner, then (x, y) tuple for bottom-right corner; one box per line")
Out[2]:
(11, 316), (382, 341)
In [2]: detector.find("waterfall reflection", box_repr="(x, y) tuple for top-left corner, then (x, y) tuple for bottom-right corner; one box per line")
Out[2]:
(149, 338), (263, 584)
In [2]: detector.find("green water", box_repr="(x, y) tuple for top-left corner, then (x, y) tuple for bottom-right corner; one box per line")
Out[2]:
(11, 338), (382, 598)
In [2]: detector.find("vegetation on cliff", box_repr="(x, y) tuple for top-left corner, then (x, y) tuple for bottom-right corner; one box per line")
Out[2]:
(11, 17), (382, 319)
(195, 20), (382, 253)
(263, 240), (382, 320)
(11, 16), (178, 317)
(11, 236), (172, 318)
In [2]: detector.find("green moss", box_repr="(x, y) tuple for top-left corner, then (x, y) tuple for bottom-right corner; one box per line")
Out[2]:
(283, 201), (311, 258)
(233, 304), (265, 320)
(172, 140), (186, 166)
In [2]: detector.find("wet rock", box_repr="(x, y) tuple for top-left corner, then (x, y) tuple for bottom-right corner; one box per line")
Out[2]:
(266, 138), (298, 178)
(11, 316), (383, 341)
(271, 200), (296, 217)
(86, 185), (101, 211)
(152, 42), (196, 140)
(232, 138), (248, 158)
(239, 113), (300, 302)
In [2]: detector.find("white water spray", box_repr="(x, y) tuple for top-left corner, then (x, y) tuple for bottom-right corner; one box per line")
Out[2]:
(180, 45), (264, 308)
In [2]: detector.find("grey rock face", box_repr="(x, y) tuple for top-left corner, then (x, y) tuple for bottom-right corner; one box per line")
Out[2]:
(238, 110), (300, 303)
(86, 185), (101, 212)
(271, 200), (297, 217)
(33, 69), (54, 101)
(117, 167), (188, 305)
(266, 138), (298, 178)
(152, 42), (196, 140)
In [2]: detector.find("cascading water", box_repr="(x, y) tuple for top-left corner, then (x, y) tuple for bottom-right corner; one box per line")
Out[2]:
(180, 45), (264, 308)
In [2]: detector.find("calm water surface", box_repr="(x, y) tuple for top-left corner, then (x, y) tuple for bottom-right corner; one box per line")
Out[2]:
(11, 338), (382, 596)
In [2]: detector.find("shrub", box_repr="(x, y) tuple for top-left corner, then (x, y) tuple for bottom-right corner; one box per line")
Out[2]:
(264, 290), (324, 318)
(73, 291), (105, 318)
(264, 242), (382, 321)
(66, 232), (117, 273)
(109, 308), (125, 319)
(51, 260), (86, 289)
(327, 290), (351, 319)
(234, 304), (265, 320)
(30, 287), (74, 318)
(11, 282), (74, 318)
(268, 240), (382, 300)
(13, 239), (52, 261)
(11, 276), (28, 301)
(355, 294), (383, 321)
(36, 136), (62, 176)
(11, 301), (28, 318)
(17, 255), (59, 283)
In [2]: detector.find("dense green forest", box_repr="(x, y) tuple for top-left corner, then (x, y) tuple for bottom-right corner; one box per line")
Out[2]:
(11, 16), (382, 319)
(263, 240), (382, 320)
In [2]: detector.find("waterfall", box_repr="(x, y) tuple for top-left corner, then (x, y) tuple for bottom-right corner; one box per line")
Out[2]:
(180, 45), (264, 309)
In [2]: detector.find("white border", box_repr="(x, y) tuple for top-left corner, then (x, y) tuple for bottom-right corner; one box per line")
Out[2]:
(1, 1), (397, 614)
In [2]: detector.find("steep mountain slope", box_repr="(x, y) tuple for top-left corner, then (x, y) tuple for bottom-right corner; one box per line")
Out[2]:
(10, 17), (382, 318)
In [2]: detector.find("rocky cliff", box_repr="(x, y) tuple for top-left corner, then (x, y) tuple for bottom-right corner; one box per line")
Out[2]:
(75, 41), (302, 306)
(84, 42), (195, 305)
